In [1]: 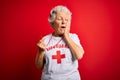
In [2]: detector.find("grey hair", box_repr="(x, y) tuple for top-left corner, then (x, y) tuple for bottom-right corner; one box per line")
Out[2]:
(48, 5), (72, 24)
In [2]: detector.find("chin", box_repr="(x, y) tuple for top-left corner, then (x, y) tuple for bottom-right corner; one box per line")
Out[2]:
(58, 33), (64, 36)
(60, 32), (64, 34)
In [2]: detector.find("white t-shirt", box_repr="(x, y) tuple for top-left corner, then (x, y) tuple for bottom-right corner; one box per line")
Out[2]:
(41, 33), (83, 80)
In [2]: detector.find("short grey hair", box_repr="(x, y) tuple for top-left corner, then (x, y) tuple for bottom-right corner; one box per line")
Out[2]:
(48, 5), (72, 24)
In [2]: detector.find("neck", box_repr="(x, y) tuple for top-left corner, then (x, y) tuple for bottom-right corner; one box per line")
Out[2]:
(52, 32), (63, 37)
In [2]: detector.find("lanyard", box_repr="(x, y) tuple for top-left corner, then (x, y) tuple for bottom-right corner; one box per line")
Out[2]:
(46, 34), (62, 47)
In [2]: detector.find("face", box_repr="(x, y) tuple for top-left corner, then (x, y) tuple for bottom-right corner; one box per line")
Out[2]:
(52, 11), (71, 36)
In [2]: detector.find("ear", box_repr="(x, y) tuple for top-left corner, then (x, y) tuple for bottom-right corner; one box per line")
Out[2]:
(50, 23), (54, 28)
(51, 22), (54, 25)
(50, 22), (55, 28)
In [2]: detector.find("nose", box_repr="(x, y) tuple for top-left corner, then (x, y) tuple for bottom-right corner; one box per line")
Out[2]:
(62, 19), (66, 24)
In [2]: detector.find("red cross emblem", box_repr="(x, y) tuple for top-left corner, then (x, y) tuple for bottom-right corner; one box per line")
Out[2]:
(52, 50), (66, 64)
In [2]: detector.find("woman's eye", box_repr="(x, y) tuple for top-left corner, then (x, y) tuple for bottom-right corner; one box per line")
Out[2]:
(65, 19), (68, 21)
(57, 18), (62, 20)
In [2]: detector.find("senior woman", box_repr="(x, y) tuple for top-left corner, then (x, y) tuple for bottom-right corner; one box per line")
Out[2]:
(36, 5), (84, 80)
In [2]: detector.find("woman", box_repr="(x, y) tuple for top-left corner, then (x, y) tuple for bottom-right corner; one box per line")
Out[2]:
(36, 5), (84, 80)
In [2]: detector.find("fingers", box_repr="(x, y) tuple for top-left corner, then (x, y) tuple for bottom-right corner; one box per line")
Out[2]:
(67, 27), (70, 31)
(37, 38), (46, 50)
(39, 38), (45, 43)
(63, 26), (70, 38)
(37, 41), (45, 47)
(65, 27), (70, 33)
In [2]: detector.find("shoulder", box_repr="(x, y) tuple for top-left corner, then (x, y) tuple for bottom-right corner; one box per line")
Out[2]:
(69, 33), (82, 46)
(69, 33), (79, 38)
(42, 33), (52, 39)
(42, 33), (52, 44)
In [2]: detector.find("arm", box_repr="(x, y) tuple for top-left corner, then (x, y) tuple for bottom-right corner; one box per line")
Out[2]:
(63, 27), (84, 60)
(64, 35), (84, 60)
(35, 49), (45, 69)
(35, 38), (46, 69)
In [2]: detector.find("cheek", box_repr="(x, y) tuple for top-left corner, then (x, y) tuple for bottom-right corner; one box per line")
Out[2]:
(54, 21), (61, 26)
(67, 21), (71, 27)
(54, 27), (59, 32)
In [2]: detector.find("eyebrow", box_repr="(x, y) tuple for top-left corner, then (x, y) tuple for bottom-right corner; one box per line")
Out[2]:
(57, 16), (69, 19)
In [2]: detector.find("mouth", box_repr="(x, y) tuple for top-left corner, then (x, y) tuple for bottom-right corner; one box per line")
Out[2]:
(61, 26), (66, 28)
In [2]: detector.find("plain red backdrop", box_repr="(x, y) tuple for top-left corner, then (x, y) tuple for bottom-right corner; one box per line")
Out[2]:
(0, 0), (120, 80)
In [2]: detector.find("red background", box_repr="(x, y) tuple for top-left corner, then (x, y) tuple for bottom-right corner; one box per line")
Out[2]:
(0, 0), (120, 80)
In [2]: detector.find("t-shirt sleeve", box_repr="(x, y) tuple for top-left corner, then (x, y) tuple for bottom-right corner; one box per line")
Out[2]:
(71, 34), (83, 48)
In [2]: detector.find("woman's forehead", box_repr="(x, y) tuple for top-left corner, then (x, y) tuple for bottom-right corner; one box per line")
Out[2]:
(56, 11), (70, 18)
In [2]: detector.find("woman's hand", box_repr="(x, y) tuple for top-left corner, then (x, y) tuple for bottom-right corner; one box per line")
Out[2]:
(37, 38), (46, 51)
(36, 38), (46, 69)
(63, 27), (70, 39)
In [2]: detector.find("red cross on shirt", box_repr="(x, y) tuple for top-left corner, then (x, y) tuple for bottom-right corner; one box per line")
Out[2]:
(52, 50), (66, 64)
